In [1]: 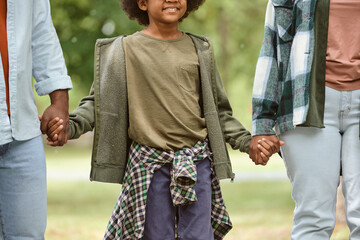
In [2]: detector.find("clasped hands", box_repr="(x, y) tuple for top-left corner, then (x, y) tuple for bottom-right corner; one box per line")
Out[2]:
(249, 135), (285, 166)
(39, 90), (70, 146)
(39, 116), (70, 146)
(40, 114), (284, 166)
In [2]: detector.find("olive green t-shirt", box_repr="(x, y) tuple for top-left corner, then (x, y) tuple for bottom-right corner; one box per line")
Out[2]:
(123, 32), (207, 151)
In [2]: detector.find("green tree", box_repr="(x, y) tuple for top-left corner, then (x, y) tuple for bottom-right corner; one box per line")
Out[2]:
(51, 0), (141, 89)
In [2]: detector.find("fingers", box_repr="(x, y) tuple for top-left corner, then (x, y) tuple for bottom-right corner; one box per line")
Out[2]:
(48, 118), (63, 140)
(258, 139), (277, 161)
(249, 135), (268, 166)
(259, 138), (277, 154)
(258, 137), (285, 155)
(40, 115), (49, 134)
(250, 134), (286, 166)
(257, 145), (269, 165)
(47, 136), (58, 146)
(41, 100), (69, 147)
(56, 121), (69, 146)
(257, 142), (270, 157)
(260, 152), (269, 163)
(48, 117), (61, 129)
(254, 148), (267, 166)
(258, 138), (271, 149)
(41, 116), (69, 147)
(256, 139), (273, 165)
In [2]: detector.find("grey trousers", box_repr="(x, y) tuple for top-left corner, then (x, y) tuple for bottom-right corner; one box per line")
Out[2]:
(280, 87), (360, 240)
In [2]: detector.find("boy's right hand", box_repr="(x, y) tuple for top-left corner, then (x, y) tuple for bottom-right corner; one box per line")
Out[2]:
(39, 115), (69, 146)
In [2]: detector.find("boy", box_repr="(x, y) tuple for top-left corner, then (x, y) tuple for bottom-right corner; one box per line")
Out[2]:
(46, 0), (280, 239)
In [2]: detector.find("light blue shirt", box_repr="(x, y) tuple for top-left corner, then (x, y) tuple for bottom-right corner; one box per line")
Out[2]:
(0, 0), (73, 145)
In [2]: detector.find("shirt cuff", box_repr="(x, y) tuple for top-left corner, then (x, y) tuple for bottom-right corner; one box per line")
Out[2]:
(34, 75), (73, 96)
(252, 119), (276, 136)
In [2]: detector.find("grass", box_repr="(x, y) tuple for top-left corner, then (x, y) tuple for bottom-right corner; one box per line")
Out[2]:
(44, 142), (350, 240)
(46, 179), (294, 240)
(46, 180), (349, 240)
(46, 181), (120, 240)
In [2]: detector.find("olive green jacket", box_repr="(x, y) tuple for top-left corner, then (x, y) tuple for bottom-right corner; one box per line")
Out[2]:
(69, 34), (252, 184)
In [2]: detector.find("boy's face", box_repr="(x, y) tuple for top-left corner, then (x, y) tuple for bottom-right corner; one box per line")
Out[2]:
(138, 0), (187, 26)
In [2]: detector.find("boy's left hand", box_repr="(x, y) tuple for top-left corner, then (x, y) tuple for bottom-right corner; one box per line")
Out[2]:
(257, 138), (285, 162)
(249, 135), (285, 166)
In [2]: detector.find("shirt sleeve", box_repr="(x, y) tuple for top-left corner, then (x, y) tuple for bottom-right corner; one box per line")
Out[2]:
(32, 0), (72, 96)
(252, 0), (279, 136)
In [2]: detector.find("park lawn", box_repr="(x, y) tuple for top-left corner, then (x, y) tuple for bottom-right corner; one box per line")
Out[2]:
(46, 180), (349, 240)
(46, 180), (292, 240)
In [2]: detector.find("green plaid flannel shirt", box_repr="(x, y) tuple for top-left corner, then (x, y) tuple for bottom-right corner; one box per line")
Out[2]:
(252, 0), (317, 135)
(103, 138), (232, 240)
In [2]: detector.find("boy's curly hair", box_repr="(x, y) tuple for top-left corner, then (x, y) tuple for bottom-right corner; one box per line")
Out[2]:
(121, 0), (205, 26)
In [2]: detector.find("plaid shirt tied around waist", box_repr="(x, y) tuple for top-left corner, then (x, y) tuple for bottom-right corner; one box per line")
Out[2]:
(104, 138), (232, 240)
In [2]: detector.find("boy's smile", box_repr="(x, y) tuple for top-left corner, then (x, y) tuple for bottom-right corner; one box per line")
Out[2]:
(163, 7), (180, 13)
(138, 0), (187, 26)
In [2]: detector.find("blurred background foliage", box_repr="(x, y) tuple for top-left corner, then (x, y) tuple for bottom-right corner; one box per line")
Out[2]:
(46, 0), (268, 129)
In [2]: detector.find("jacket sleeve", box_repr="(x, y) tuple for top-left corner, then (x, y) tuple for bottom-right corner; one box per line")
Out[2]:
(69, 84), (95, 139)
(252, 0), (279, 136)
(214, 63), (252, 153)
